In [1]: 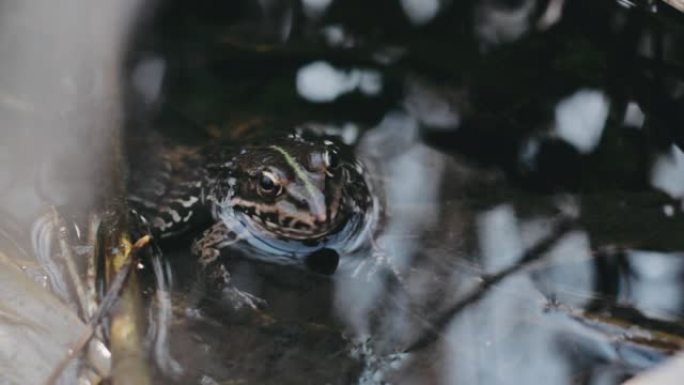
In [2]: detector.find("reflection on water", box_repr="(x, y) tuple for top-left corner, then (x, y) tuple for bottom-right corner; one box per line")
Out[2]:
(296, 61), (383, 103)
(651, 145), (684, 199)
(399, 0), (441, 25)
(335, 112), (448, 337)
(553, 89), (610, 154)
(443, 270), (569, 385)
(623, 101), (645, 129)
(474, 0), (537, 48)
(624, 250), (684, 320)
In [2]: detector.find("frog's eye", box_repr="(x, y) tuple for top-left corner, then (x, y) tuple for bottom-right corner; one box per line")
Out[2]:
(324, 149), (339, 170)
(257, 171), (283, 197)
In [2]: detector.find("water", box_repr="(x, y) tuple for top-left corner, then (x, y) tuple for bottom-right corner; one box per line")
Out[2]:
(3, 0), (684, 384)
(127, 1), (684, 384)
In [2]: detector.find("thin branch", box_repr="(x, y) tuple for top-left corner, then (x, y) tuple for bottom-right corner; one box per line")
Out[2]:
(405, 218), (576, 352)
(44, 235), (151, 385)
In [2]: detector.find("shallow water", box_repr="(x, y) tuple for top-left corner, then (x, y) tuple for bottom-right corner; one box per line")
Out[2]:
(120, 2), (684, 384)
(3, 0), (684, 384)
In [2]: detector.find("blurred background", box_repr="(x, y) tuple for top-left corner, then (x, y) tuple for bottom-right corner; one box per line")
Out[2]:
(3, 0), (684, 384)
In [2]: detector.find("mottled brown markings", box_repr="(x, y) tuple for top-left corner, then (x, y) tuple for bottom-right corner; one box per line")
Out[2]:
(129, 135), (373, 266)
(230, 197), (337, 228)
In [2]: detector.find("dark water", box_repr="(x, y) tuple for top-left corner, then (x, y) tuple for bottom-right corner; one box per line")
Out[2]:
(122, 1), (684, 384)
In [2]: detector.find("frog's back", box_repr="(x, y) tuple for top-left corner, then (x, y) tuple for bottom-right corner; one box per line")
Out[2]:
(127, 136), (217, 238)
(128, 131), (378, 267)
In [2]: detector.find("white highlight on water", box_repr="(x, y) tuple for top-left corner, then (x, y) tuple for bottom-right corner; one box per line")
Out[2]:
(403, 78), (461, 130)
(399, 0), (440, 25)
(554, 89), (610, 154)
(626, 250), (684, 320)
(301, 0), (333, 18)
(623, 101), (645, 129)
(651, 144), (684, 198)
(296, 61), (382, 103)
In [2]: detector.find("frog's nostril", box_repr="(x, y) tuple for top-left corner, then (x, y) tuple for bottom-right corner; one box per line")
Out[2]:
(313, 211), (327, 224)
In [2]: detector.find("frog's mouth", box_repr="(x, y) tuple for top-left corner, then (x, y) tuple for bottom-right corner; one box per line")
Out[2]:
(237, 201), (349, 241)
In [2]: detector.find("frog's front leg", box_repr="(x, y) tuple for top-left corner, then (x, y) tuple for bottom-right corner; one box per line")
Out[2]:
(191, 221), (266, 310)
(191, 220), (238, 265)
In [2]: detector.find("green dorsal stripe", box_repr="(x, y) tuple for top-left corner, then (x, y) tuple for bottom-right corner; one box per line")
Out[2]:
(270, 145), (319, 201)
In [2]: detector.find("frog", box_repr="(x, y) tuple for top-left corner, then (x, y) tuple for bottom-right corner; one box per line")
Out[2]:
(128, 133), (378, 308)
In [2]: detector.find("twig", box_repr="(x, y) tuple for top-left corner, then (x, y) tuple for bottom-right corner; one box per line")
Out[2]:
(44, 235), (151, 385)
(405, 218), (576, 352)
(52, 207), (91, 320)
(549, 302), (684, 353)
(85, 213), (102, 320)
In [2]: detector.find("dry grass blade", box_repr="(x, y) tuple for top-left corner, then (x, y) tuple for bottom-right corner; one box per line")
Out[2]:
(51, 207), (91, 319)
(106, 229), (153, 385)
(44, 234), (151, 385)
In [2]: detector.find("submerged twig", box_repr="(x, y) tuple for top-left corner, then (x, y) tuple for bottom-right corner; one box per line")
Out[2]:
(405, 217), (576, 352)
(85, 213), (102, 320)
(551, 302), (684, 354)
(44, 235), (151, 385)
(52, 207), (91, 320)
(107, 229), (154, 385)
(100, 235), (150, 321)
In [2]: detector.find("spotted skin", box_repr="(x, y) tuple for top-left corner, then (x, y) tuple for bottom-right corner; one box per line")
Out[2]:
(128, 134), (376, 309)
(128, 144), (209, 238)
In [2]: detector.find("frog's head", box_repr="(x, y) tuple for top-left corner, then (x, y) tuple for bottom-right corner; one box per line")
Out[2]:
(210, 136), (371, 242)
